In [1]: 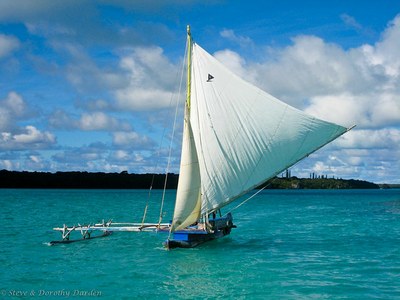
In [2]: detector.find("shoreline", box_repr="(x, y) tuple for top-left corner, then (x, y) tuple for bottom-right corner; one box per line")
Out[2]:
(0, 169), (388, 189)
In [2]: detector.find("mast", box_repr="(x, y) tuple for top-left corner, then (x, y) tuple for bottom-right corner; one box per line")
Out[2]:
(169, 26), (202, 233)
(186, 25), (192, 108)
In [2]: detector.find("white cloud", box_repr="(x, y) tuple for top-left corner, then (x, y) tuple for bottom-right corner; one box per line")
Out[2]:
(370, 93), (400, 126)
(26, 21), (75, 37)
(220, 29), (253, 48)
(0, 3), (398, 182)
(48, 110), (75, 129)
(0, 34), (19, 58)
(29, 155), (41, 163)
(214, 49), (252, 82)
(340, 14), (363, 30)
(79, 112), (131, 131)
(0, 92), (49, 153)
(258, 35), (368, 104)
(209, 16), (400, 183)
(113, 150), (130, 161)
(0, 159), (15, 170)
(0, 107), (12, 131)
(0, 92), (55, 153)
(50, 42), (127, 93)
(372, 15), (400, 77)
(112, 131), (154, 149)
(4, 91), (26, 116)
(0, 1), (68, 21)
(80, 99), (111, 111)
(292, 127), (400, 183)
(214, 15), (400, 133)
(337, 128), (400, 149)
(47, 41), (181, 112)
(49, 142), (154, 173)
(49, 110), (132, 131)
(114, 46), (179, 111)
(0, 92), (29, 131)
(0, 125), (56, 150)
(52, 142), (106, 164)
(304, 93), (363, 127)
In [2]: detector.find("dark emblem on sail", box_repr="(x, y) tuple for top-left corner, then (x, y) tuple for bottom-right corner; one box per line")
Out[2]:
(207, 74), (214, 82)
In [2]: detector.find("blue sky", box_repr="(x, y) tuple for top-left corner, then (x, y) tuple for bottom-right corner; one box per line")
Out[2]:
(0, 1), (399, 183)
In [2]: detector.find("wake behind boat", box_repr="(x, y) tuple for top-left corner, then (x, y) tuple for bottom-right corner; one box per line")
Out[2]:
(51, 26), (353, 249)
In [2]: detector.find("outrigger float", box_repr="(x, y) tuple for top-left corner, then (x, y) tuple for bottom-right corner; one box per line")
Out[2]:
(50, 220), (170, 245)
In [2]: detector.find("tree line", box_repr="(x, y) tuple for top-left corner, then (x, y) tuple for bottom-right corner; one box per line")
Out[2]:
(262, 176), (379, 189)
(0, 170), (380, 189)
(0, 170), (178, 189)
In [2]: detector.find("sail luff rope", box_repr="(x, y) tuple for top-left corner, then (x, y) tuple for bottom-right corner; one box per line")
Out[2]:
(158, 33), (189, 230)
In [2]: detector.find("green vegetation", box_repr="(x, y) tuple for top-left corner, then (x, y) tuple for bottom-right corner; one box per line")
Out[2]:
(378, 183), (400, 189)
(263, 177), (379, 189)
(0, 170), (382, 189)
(0, 170), (178, 189)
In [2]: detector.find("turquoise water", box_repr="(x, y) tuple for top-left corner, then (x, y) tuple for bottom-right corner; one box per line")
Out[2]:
(1, 189), (399, 299)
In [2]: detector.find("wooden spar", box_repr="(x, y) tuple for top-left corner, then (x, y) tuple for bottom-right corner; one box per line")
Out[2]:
(53, 223), (171, 232)
(52, 220), (171, 243)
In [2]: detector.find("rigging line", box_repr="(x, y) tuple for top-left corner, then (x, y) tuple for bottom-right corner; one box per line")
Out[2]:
(204, 105), (290, 216)
(223, 180), (273, 216)
(141, 58), (187, 228)
(141, 111), (173, 226)
(222, 147), (315, 217)
(140, 182), (152, 227)
(159, 38), (188, 229)
(224, 122), (351, 218)
(224, 119), (352, 217)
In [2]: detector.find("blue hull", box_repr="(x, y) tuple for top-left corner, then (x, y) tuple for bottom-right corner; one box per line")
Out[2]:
(164, 213), (235, 249)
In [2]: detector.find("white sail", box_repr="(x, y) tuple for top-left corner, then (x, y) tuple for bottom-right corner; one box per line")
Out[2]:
(189, 43), (349, 215)
(170, 105), (202, 232)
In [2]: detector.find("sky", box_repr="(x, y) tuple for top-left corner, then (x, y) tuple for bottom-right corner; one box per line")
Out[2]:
(0, 0), (399, 184)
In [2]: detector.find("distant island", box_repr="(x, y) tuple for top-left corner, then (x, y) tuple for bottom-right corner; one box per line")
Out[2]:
(262, 176), (379, 189)
(0, 169), (386, 189)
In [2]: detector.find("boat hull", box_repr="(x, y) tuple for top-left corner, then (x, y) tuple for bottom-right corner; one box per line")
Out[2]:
(164, 213), (235, 249)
